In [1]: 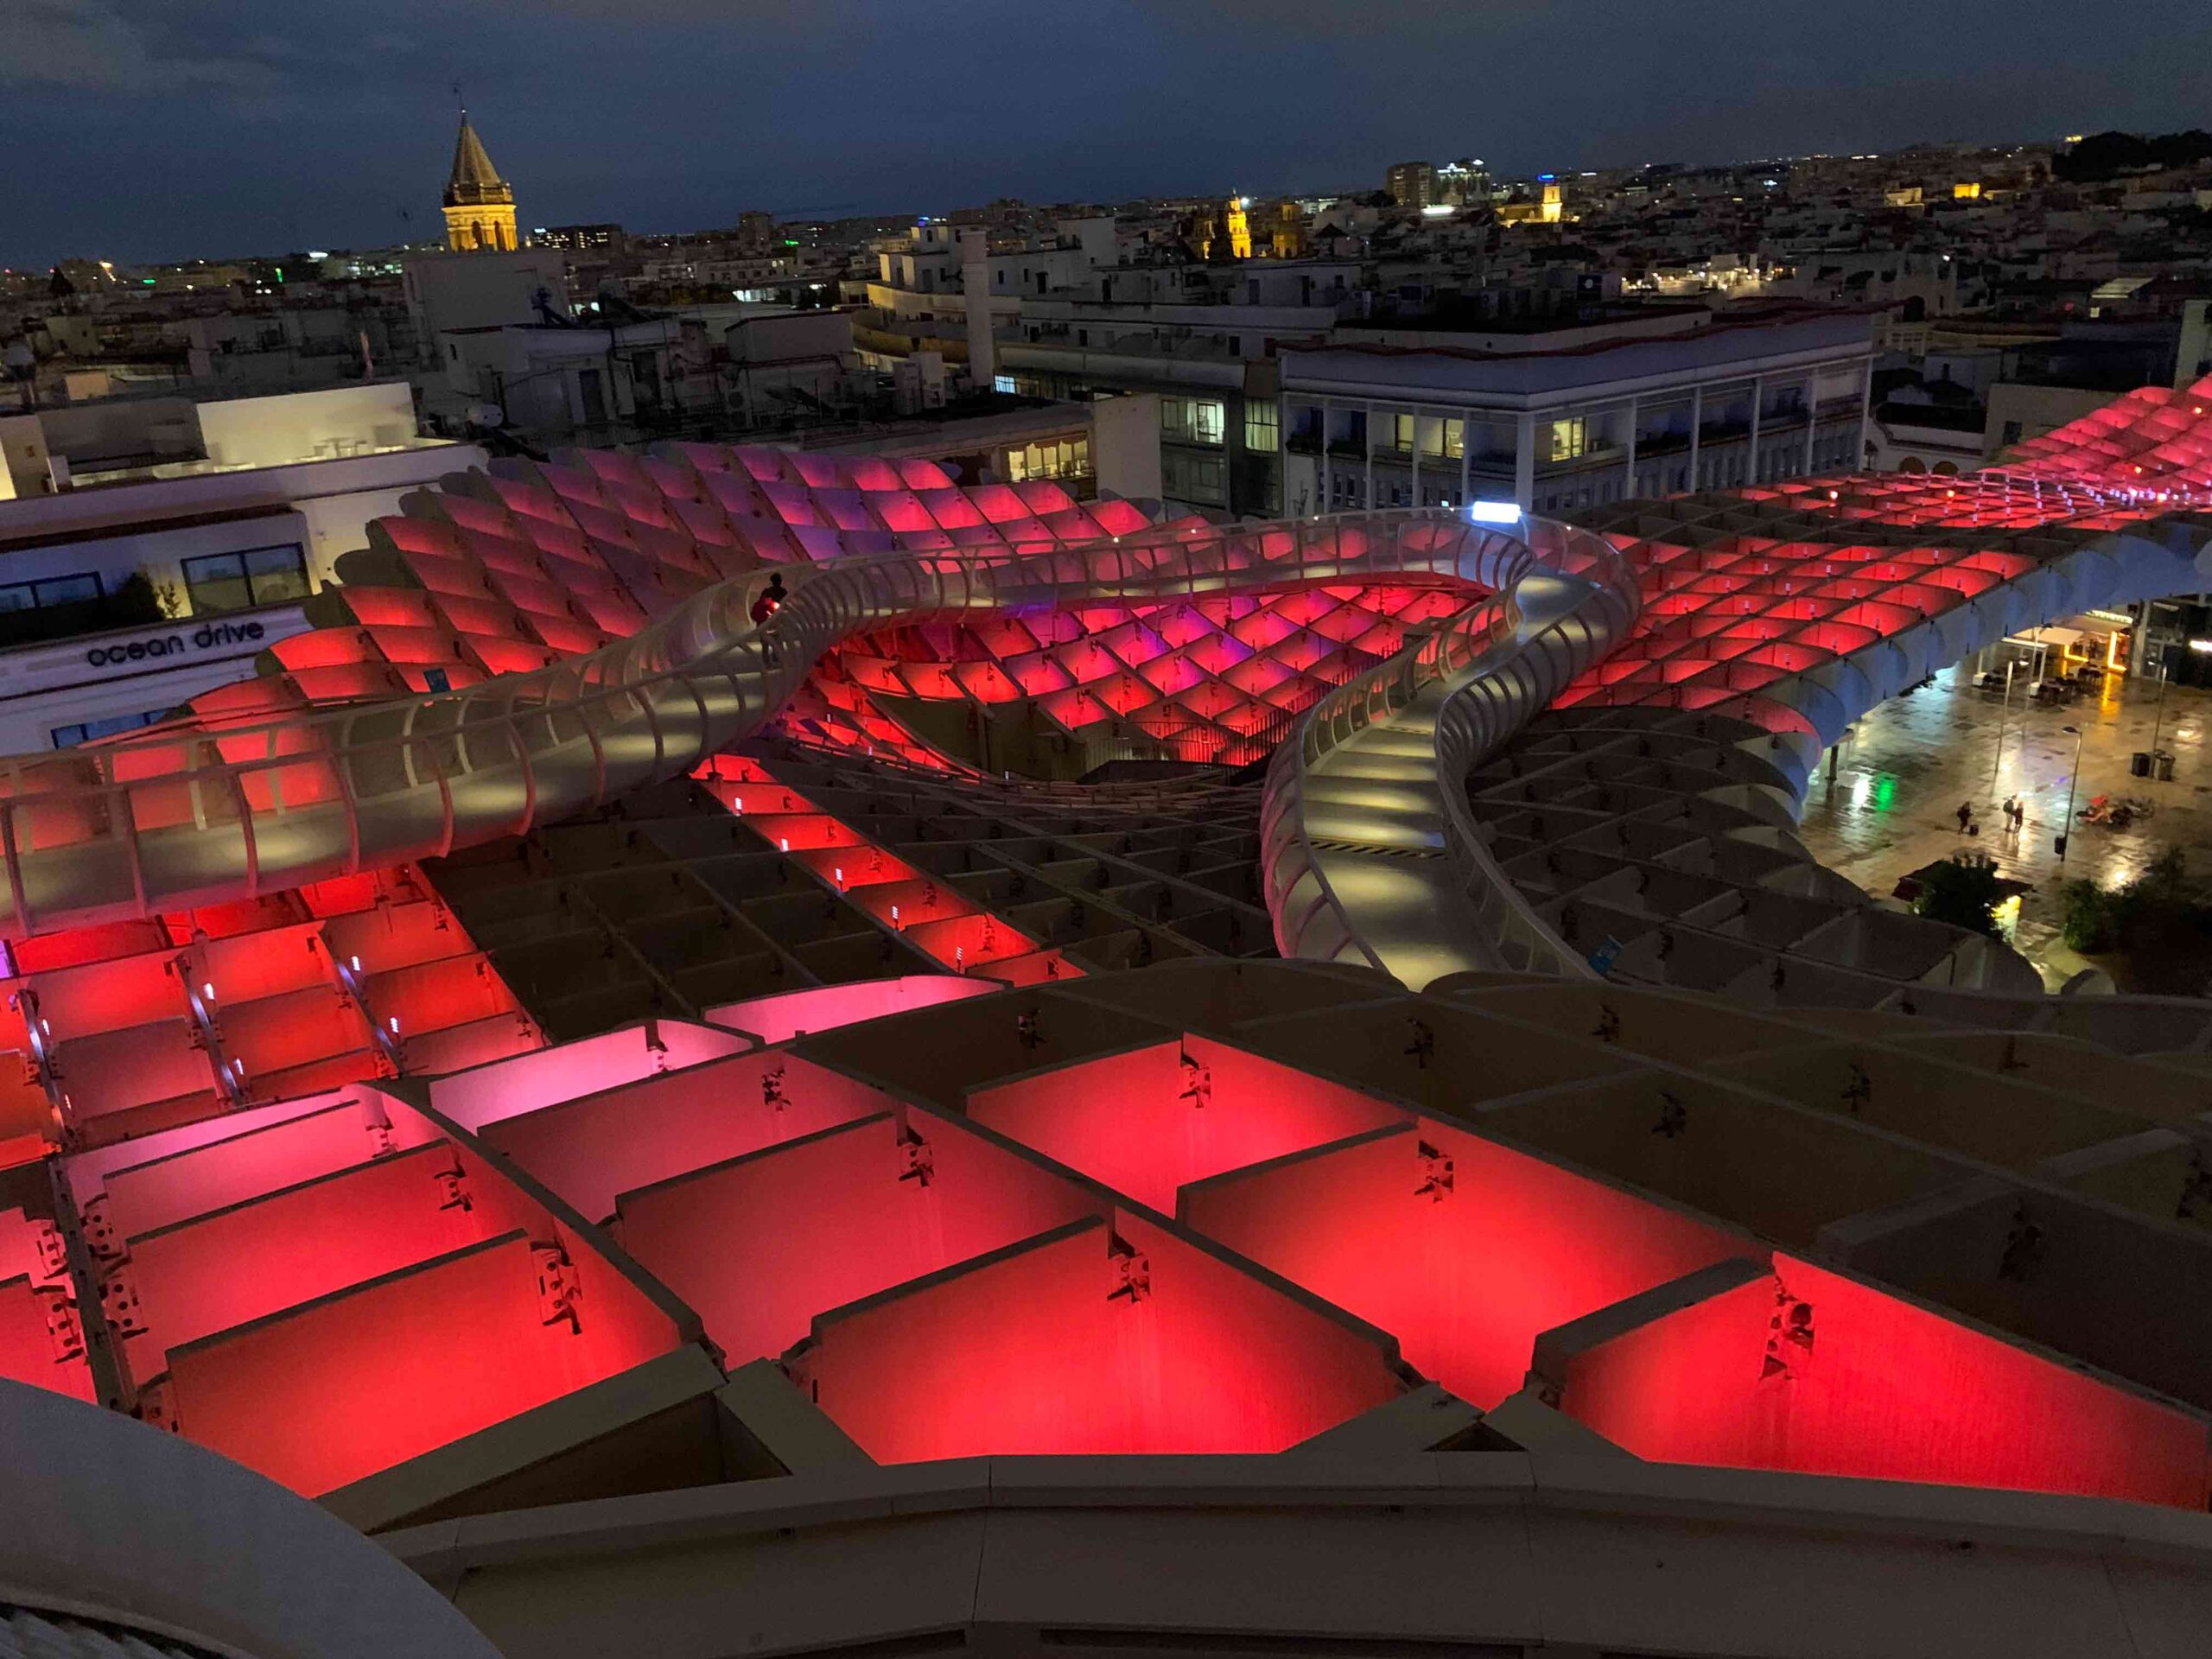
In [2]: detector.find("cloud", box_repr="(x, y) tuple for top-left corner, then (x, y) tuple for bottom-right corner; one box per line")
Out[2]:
(0, 0), (276, 91)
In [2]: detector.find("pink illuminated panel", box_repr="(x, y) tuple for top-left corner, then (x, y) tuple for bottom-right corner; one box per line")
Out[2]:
(478, 1049), (891, 1221)
(705, 976), (996, 1043)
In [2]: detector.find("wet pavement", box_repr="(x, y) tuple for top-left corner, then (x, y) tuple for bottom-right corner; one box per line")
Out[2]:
(1795, 663), (2212, 990)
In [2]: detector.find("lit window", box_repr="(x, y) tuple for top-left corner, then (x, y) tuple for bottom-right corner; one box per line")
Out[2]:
(1546, 417), (1586, 462)
(1160, 397), (1226, 445)
(1004, 435), (1091, 484)
(1243, 402), (1279, 454)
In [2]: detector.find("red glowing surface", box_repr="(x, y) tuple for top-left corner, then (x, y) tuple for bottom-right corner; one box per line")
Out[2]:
(799, 1211), (1404, 1462)
(0, 390), (2207, 1500)
(1, 868), (540, 1154)
(967, 1037), (1407, 1216)
(1550, 1255), (2210, 1508)
(97, 1083), (682, 1496)
(1181, 1117), (1754, 1410)
(617, 1108), (1096, 1365)
(163, 1224), (677, 1497)
(697, 763), (1080, 984)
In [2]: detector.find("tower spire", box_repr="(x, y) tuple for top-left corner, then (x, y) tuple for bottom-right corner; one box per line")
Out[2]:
(440, 103), (518, 252)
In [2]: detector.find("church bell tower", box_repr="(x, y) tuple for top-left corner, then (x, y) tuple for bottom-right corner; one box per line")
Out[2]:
(442, 110), (518, 252)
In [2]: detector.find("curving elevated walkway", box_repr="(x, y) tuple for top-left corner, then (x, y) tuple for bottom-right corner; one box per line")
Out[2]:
(1261, 518), (1641, 988)
(0, 508), (1523, 937)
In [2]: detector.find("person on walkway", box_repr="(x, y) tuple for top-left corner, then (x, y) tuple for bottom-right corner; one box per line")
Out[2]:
(748, 570), (786, 626)
(750, 571), (787, 667)
(1956, 800), (1973, 834)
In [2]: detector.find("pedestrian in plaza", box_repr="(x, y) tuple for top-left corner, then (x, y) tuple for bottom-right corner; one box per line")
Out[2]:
(1956, 800), (1973, 834)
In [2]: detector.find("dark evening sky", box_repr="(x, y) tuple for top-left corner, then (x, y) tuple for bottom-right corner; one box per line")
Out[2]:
(4, 0), (2208, 265)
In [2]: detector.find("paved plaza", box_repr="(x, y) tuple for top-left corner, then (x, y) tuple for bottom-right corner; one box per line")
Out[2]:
(1796, 662), (2212, 989)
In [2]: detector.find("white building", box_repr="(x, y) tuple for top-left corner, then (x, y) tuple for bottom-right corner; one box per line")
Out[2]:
(442, 308), (860, 441)
(996, 262), (1355, 517)
(0, 383), (474, 747)
(1281, 307), (1876, 515)
(856, 218), (1116, 376)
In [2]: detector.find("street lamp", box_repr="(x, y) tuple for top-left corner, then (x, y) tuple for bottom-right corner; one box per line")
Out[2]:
(1986, 656), (2017, 793)
(2146, 649), (2172, 779)
(2056, 723), (2084, 864)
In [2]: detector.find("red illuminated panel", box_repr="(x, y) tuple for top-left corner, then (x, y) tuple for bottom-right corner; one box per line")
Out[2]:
(0, 1063), (54, 1166)
(321, 900), (472, 976)
(118, 1141), (489, 1385)
(13, 948), (182, 1039)
(1544, 1255), (2211, 1509)
(218, 988), (381, 1102)
(967, 1037), (1408, 1215)
(55, 1022), (219, 1146)
(1182, 1118), (1752, 1409)
(10, 921), (168, 974)
(360, 952), (519, 1040)
(164, 1227), (677, 1496)
(616, 1109), (1096, 1364)
(0, 1274), (94, 1402)
(397, 1015), (544, 1076)
(795, 1211), (1406, 1461)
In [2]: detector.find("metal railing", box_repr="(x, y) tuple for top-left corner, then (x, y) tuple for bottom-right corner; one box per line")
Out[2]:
(0, 508), (1507, 936)
(1430, 520), (1643, 978)
(1259, 516), (1642, 980)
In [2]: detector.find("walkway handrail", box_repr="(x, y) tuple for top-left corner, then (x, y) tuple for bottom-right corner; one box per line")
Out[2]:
(1430, 519), (1644, 979)
(1260, 516), (1643, 978)
(0, 507), (1513, 935)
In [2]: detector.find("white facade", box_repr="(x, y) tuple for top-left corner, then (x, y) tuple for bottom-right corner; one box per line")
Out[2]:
(1281, 310), (1876, 515)
(0, 602), (312, 750)
(403, 248), (570, 367)
(857, 218), (1117, 374)
(0, 388), (474, 744)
